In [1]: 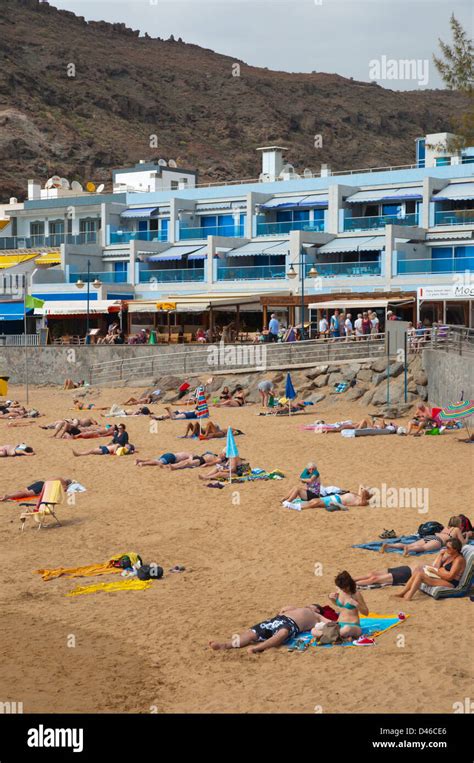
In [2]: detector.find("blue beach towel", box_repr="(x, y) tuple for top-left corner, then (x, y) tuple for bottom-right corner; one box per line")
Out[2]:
(287, 613), (407, 650)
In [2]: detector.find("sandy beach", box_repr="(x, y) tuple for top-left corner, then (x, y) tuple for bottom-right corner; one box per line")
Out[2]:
(0, 384), (472, 714)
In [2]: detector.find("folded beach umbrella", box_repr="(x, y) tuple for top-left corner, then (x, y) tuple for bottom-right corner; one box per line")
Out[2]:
(285, 372), (296, 415)
(439, 401), (474, 438)
(225, 427), (239, 483)
(195, 386), (209, 419)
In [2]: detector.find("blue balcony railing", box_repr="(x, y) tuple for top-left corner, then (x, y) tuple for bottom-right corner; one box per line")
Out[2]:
(256, 219), (325, 236)
(0, 232), (98, 250)
(314, 261), (382, 277)
(139, 268), (205, 284)
(344, 213), (419, 232)
(396, 256), (474, 275)
(180, 224), (244, 240)
(109, 229), (168, 245)
(434, 209), (474, 226)
(217, 265), (286, 281)
(69, 271), (128, 284)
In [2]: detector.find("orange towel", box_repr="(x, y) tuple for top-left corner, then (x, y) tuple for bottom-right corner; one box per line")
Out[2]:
(35, 551), (141, 581)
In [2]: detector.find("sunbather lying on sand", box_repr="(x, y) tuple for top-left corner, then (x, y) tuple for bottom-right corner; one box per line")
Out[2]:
(41, 417), (98, 438)
(0, 444), (35, 457)
(182, 421), (244, 439)
(355, 565), (414, 588)
(310, 571), (369, 641)
(381, 516), (466, 555)
(0, 477), (72, 502)
(282, 484), (373, 511)
(135, 451), (204, 467)
(0, 406), (35, 419)
(153, 407), (199, 421)
(72, 426), (114, 439)
(314, 418), (396, 433)
(209, 603), (322, 654)
(394, 538), (465, 600)
(166, 452), (222, 470)
(123, 390), (161, 405)
(73, 443), (135, 457)
(198, 454), (245, 480)
(260, 401), (306, 415)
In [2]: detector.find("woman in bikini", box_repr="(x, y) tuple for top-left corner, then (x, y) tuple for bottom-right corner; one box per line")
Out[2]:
(182, 421), (244, 440)
(214, 386), (247, 408)
(0, 444), (35, 457)
(394, 538), (466, 600)
(381, 516), (465, 556)
(311, 571), (369, 641)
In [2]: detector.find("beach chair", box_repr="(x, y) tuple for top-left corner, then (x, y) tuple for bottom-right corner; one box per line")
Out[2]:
(420, 546), (474, 599)
(19, 480), (65, 531)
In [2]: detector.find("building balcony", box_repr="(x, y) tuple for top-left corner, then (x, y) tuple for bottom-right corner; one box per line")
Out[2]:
(256, 219), (325, 236)
(217, 265), (286, 281)
(314, 261), (382, 277)
(0, 232), (98, 250)
(434, 209), (474, 226)
(343, 213), (419, 232)
(179, 224), (244, 240)
(68, 271), (128, 284)
(396, 256), (473, 275)
(109, 229), (168, 245)
(138, 268), (205, 284)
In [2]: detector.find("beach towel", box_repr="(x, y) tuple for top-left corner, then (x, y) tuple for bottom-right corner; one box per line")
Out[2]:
(66, 482), (87, 493)
(214, 468), (285, 484)
(104, 404), (127, 417)
(353, 537), (474, 555)
(35, 551), (142, 581)
(66, 579), (152, 596)
(287, 613), (408, 650)
(341, 428), (396, 438)
(302, 421), (353, 432)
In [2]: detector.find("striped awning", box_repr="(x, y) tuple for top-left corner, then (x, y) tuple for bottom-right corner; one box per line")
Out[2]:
(0, 254), (38, 269)
(226, 241), (287, 257)
(145, 245), (203, 262)
(121, 207), (160, 218)
(35, 252), (61, 265)
(35, 300), (121, 316)
(346, 187), (423, 203)
(0, 220), (10, 231)
(317, 236), (384, 254)
(433, 182), (474, 201)
(261, 194), (328, 209)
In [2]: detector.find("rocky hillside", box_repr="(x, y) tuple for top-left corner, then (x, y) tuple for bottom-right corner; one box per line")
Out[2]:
(0, 0), (467, 199)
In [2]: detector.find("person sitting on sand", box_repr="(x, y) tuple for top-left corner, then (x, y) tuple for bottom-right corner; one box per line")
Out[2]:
(394, 538), (466, 600)
(198, 452), (245, 481)
(283, 484), (373, 511)
(73, 443), (135, 457)
(381, 516), (466, 556)
(209, 603), (322, 654)
(0, 477), (72, 502)
(182, 421), (244, 440)
(354, 565), (413, 588)
(281, 463), (321, 504)
(406, 403), (437, 436)
(214, 386), (248, 408)
(135, 451), (207, 467)
(219, 386), (231, 402)
(123, 390), (161, 406)
(109, 423), (129, 447)
(0, 444), (35, 457)
(310, 571), (369, 641)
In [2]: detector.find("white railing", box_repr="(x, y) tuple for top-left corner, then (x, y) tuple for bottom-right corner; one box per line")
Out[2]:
(0, 334), (39, 346)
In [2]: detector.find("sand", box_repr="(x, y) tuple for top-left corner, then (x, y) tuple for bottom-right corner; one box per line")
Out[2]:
(0, 384), (472, 714)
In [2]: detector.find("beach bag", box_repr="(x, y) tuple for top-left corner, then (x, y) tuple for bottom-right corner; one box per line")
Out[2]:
(137, 564), (163, 581)
(418, 521), (444, 538)
(317, 621), (341, 644)
(458, 514), (473, 534)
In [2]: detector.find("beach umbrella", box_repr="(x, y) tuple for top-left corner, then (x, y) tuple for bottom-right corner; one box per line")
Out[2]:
(225, 426), (239, 483)
(439, 401), (474, 438)
(195, 386), (209, 436)
(285, 372), (296, 415)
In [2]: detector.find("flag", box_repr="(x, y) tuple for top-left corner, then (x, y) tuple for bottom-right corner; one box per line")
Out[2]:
(225, 427), (239, 459)
(195, 386), (209, 419)
(25, 296), (44, 310)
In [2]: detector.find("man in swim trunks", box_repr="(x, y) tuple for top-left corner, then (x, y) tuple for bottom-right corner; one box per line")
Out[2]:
(72, 443), (135, 457)
(0, 477), (72, 502)
(135, 451), (195, 467)
(209, 604), (321, 654)
(354, 566), (413, 588)
(166, 452), (221, 470)
(153, 407), (198, 421)
(0, 444), (35, 457)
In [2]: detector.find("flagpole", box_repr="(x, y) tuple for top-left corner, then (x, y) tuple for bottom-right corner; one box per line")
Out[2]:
(24, 287), (29, 405)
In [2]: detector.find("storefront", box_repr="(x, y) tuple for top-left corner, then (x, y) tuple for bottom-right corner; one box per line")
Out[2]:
(35, 300), (123, 342)
(417, 285), (474, 327)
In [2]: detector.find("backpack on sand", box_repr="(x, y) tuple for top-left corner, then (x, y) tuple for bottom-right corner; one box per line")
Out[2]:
(418, 521), (444, 538)
(317, 621), (341, 645)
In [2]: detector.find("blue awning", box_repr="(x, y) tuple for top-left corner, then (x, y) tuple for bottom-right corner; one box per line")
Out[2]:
(261, 194), (328, 210)
(121, 207), (160, 219)
(0, 301), (31, 321)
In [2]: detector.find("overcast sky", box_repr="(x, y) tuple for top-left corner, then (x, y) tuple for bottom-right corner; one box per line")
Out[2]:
(51, 0), (473, 90)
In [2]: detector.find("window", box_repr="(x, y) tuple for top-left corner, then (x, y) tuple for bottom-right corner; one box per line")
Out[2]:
(114, 262), (127, 273)
(30, 221), (45, 236)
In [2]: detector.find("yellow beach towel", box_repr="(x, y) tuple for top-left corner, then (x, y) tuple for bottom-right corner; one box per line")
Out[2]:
(66, 579), (152, 597)
(35, 552), (141, 581)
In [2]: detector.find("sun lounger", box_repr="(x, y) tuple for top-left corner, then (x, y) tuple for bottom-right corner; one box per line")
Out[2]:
(341, 428), (396, 438)
(420, 545), (474, 599)
(19, 480), (65, 530)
